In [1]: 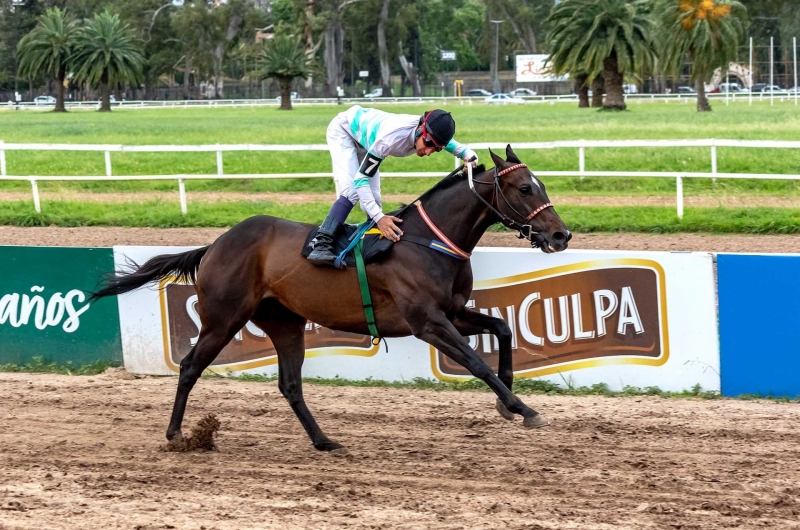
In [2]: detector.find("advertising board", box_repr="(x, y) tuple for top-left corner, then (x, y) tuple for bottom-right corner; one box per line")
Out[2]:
(515, 54), (569, 83)
(116, 247), (719, 392)
(0, 246), (122, 366)
(718, 254), (800, 397)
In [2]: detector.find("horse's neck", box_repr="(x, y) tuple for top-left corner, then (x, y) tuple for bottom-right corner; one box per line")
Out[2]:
(415, 175), (496, 253)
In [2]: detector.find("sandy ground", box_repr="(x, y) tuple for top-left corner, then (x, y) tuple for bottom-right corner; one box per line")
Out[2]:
(0, 370), (798, 530)
(3, 190), (800, 208)
(2, 225), (800, 253)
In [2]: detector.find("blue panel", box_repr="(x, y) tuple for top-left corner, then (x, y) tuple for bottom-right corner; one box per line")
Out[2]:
(718, 254), (800, 397)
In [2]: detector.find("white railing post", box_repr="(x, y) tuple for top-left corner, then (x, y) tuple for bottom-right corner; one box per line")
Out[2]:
(676, 175), (684, 220)
(179, 178), (187, 215)
(579, 142), (586, 181)
(711, 139), (717, 184)
(104, 150), (112, 176)
(216, 143), (223, 176)
(0, 140), (6, 176)
(31, 179), (41, 213)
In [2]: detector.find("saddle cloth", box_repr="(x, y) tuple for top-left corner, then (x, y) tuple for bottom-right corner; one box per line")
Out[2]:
(301, 224), (394, 267)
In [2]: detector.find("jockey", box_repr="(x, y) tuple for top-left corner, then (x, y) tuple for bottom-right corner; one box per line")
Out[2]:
(307, 106), (478, 267)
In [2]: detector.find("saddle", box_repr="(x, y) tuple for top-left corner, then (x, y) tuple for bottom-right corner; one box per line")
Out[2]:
(301, 224), (394, 267)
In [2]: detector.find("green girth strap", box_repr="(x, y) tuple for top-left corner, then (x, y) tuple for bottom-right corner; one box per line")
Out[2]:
(354, 238), (380, 339)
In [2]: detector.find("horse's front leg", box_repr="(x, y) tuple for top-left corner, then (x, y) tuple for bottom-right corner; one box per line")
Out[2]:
(407, 306), (548, 428)
(451, 308), (517, 421)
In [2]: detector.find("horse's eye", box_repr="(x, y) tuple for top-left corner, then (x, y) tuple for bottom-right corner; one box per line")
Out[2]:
(520, 185), (532, 195)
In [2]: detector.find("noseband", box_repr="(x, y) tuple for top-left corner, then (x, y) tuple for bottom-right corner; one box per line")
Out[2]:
(466, 163), (553, 243)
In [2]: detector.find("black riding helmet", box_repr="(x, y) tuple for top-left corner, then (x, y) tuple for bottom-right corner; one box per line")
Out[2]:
(418, 109), (456, 148)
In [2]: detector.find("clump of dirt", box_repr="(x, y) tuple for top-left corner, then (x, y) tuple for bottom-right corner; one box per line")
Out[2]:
(99, 367), (137, 380)
(162, 414), (221, 452)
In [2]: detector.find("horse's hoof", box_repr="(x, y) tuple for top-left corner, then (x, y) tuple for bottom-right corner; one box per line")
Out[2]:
(331, 447), (350, 456)
(315, 440), (347, 453)
(523, 414), (550, 429)
(495, 399), (515, 421)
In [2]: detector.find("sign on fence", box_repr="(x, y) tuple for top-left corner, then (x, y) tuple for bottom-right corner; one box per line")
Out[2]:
(0, 246), (122, 366)
(117, 247), (719, 392)
(515, 54), (568, 83)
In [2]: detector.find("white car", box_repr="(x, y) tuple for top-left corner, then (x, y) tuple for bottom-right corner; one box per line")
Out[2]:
(510, 88), (537, 97)
(276, 92), (300, 102)
(34, 95), (56, 105)
(364, 88), (394, 98)
(484, 93), (526, 105)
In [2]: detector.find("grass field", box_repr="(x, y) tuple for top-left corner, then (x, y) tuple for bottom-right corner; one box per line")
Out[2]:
(1, 102), (800, 197)
(2, 101), (800, 232)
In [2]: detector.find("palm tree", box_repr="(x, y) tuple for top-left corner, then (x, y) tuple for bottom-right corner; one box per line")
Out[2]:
(16, 8), (79, 113)
(545, 0), (655, 110)
(259, 35), (310, 111)
(71, 10), (144, 112)
(656, 0), (747, 112)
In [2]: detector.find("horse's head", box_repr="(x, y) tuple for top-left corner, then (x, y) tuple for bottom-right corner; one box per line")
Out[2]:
(487, 145), (571, 253)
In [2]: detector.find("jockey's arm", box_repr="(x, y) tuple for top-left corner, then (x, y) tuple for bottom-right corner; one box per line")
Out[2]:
(445, 139), (478, 165)
(353, 151), (385, 223)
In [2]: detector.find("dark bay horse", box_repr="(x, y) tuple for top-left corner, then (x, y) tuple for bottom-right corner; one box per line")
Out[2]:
(92, 146), (571, 453)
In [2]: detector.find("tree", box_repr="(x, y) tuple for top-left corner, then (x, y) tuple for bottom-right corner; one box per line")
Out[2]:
(545, 0), (655, 110)
(71, 9), (144, 111)
(259, 34), (309, 109)
(656, 0), (747, 112)
(16, 7), (78, 111)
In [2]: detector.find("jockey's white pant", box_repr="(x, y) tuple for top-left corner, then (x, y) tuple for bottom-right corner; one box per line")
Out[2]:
(326, 121), (382, 216)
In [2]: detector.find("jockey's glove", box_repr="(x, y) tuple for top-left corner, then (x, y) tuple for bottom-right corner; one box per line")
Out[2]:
(462, 149), (479, 166)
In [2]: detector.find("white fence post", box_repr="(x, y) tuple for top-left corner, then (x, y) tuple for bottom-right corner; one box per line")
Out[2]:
(31, 179), (41, 213)
(711, 139), (717, 184)
(0, 140), (6, 176)
(104, 150), (112, 176)
(676, 175), (684, 220)
(216, 144), (223, 176)
(579, 142), (586, 181)
(179, 178), (187, 215)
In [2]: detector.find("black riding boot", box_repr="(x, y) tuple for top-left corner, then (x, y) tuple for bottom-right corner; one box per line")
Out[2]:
(307, 215), (342, 268)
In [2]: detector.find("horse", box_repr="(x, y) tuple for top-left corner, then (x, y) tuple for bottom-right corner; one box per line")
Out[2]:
(91, 145), (572, 453)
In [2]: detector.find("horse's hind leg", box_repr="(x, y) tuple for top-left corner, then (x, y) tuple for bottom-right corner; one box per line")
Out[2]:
(251, 301), (346, 453)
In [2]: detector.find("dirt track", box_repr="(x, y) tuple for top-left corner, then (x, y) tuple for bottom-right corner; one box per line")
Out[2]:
(3, 225), (800, 253)
(0, 370), (798, 530)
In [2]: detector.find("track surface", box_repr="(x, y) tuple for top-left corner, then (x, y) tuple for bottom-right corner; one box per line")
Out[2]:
(3, 225), (800, 253)
(0, 371), (798, 530)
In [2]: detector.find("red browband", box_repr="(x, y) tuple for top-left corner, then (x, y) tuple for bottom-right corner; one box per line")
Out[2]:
(496, 163), (554, 221)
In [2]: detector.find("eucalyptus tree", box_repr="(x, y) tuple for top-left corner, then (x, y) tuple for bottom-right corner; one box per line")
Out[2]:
(71, 9), (144, 111)
(16, 7), (78, 111)
(259, 34), (309, 109)
(656, 0), (747, 112)
(545, 0), (655, 110)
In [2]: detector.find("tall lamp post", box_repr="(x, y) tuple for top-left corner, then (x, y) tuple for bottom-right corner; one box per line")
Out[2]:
(11, 0), (27, 97)
(490, 19), (503, 94)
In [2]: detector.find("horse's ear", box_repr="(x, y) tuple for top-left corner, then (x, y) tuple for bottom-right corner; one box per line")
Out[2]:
(489, 148), (506, 168)
(506, 144), (522, 164)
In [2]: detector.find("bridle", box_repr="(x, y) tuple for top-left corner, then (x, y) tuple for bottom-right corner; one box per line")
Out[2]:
(466, 162), (553, 245)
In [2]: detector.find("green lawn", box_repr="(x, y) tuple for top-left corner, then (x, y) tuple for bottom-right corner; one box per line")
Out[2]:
(2, 102), (800, 197)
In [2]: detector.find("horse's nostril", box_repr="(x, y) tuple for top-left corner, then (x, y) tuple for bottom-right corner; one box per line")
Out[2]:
(553, 231), (567, 243)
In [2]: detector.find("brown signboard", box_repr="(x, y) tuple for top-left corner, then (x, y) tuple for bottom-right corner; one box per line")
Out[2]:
(431, 259), (669, 380)
(159, 282), (377, 373)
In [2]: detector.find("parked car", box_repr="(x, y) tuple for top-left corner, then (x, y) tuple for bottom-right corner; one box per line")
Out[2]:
(276, 92), (300, 102)
(787, 87), (800, 95)
(718, 82), (745, 93)
(750, 83), (785, 93)
(484, 93), (526, 105)
(510, 88), (537, 97)
(364, 87), (394, 98)
(677, 86), (696, 94)
(759, 85), (786, 94)
(623, 84), (638, 94)
(33, 95), (56, 105)
(467, 88), (492, 97)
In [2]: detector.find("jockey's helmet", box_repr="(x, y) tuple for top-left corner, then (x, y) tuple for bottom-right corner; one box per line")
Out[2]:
(417, 109), (455, 149)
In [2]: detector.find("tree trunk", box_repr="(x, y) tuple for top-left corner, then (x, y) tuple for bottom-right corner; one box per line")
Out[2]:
(602, 52), (626, 111)
(323, 19), (345, 98)
(398, 43), (422, 97)
(377, 0), (391, 97)
(54, 68), (67, 112)
(99, 73), (112, 112)
(591, 77), (604, 108)
(696, 75), (711, 112)
(575, 73), (589, 108)
(279, 77), (293, 110)
(183, 54), (191, 99)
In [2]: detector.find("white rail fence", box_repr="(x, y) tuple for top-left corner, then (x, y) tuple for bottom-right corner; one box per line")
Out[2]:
(1, 139), (799, 219)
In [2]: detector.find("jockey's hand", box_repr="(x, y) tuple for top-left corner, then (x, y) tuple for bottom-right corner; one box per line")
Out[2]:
(462, 149), (479, 167)
(377, 215), (403, 242)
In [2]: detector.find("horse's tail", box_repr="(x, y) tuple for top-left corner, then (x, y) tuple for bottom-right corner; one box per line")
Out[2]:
(90, 246), (210, 302)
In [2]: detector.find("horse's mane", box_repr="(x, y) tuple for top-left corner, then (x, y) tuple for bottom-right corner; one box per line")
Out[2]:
(416, 163), (487, 202)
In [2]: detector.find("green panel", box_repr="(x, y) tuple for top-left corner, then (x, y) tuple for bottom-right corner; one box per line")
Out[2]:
(0, 246), (122, 366)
